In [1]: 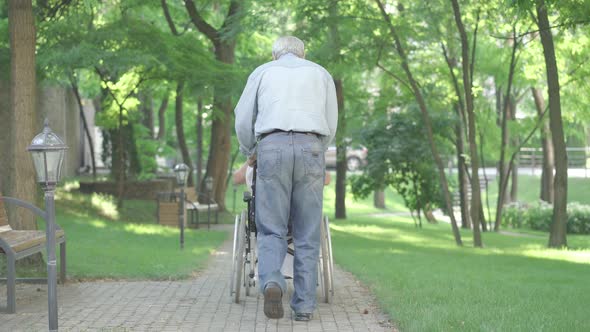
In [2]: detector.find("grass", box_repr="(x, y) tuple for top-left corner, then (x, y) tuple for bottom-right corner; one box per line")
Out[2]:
(480, 174), (590, 211)
(330, 216), (590, 331)
(321, 173), (590, 331)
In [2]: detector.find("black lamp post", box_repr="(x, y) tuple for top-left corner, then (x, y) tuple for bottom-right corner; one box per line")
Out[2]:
(27, 119), (67, 332)
(173, 163), (189, 249)
(204, 176), (213, 230)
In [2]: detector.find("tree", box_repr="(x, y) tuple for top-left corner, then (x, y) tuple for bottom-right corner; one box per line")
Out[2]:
(449, 0), (483, 247)
(535, 0), (568, 247)
(351, 111), (450, 227)
(7, 0), (37, 231)
(183, 0), (243, 209)
(374, 0), (463, 245)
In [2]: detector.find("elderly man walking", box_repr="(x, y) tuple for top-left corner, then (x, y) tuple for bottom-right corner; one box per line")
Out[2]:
(234, 36), (338, 321)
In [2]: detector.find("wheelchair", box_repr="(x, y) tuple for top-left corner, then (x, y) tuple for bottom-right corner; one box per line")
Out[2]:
(229, 168), (334, 305)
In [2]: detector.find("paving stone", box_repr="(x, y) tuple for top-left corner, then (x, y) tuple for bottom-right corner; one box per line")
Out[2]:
(0, 225), (395, 331)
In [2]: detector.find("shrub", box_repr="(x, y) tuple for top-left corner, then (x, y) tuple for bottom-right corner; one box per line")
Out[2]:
(501, 201), (590, 234)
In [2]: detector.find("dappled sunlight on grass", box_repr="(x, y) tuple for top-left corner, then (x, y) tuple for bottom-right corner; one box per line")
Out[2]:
(123, 223), (178, 236)
(519, 247), (590, 264)
(88, 219), (107, 229)
(90, 193), (119, 219)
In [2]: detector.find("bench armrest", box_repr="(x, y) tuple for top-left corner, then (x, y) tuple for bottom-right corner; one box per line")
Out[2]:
(0, 196), (66, 232)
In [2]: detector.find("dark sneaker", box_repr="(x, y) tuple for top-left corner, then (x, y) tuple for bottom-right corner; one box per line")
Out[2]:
(263, 283), (284, 319)
(294, 312), (312, 321)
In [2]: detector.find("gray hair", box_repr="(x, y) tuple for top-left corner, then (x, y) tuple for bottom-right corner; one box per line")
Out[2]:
(272, 36), (305, 59)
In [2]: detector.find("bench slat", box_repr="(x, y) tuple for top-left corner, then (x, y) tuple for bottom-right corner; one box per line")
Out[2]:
(0, 229), (65, 253)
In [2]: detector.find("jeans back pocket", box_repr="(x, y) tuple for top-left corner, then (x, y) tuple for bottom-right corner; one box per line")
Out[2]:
(258, 149), (282, 179)
(302, 148), (324, 178)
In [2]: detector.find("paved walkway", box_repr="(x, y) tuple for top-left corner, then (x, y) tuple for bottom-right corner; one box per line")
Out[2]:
(1, 226), (394, 331)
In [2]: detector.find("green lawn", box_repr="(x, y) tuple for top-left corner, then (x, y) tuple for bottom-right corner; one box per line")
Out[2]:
(322, 173), (590, 331)
(481, 174), (590, 208)
(31, 184), (227, 280)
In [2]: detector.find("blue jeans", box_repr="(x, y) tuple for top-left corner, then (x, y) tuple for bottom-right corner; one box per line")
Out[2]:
(255, 131), (325, 314)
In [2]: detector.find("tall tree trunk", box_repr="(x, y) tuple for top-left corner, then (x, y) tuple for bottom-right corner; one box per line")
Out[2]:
(175, 81), (193, 187)
(116, 107), (126, 209)
(140, 93), (154, 138)
(456, 112), (471, 229)
(205, 48), (233, 209)
(127, 124), (141, 177)
(334, 79), (347, 219)
(494, 28), (520, 230)
(8, 0), (38, 230)
(509, 98), (519, 202)
(157, 95), (169, 140)
(71, 81), (97, 180)
(498, 93), (511, 206)
(536, 0), (568, 248)
(328, 1), (347, 219)
(374, 189), (386, 209)
(196, 96), (203, 188)
(532, 87), (554, 203)
(184, 0), (241, 210)
(441, 43), (470, 229)
(375, 0), (462, 246)
(450, 0), (482, 247)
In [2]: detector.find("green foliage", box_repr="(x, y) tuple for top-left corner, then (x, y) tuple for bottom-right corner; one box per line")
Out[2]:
(502, 201), (590, 234)
(350, 111), (452, 216)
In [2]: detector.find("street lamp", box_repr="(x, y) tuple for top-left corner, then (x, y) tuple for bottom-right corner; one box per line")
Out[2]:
(204, 176), (213, 230)
(27, 119), (67, 332)
(173, 163), (189, 249)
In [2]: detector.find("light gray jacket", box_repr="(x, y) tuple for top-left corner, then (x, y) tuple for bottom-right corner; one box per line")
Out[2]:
(234, 53), (338, 156)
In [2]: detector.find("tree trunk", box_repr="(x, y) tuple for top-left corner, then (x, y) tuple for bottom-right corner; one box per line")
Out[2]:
(204, 44), (235, 210)
(450, 0), (482, 247)
(184, 0), (241, 211)
(127, 124), (141, 177)
(375, 0), (462, 246)
(374, 189), (386, 209)
(532, 87), (554, 203)
(175, 81), (194, 187)
(157, 95), (169, 140)
(494, 28), (520, 231)
(334, 79), (347, 219)
(509, 98), (519, 203)
(140, 93), (154, 138)
(441, 43), (470, 230)
(536, 0), (568, 248)
(196, 97), (203, 188)
(8, 0), (38, 230)
(116, 108), (126, 209)
(497, 92), (511, 205)
(328, 1), (347, 219)
(71, 81), (97, 180)
(456, 115), (471, 229)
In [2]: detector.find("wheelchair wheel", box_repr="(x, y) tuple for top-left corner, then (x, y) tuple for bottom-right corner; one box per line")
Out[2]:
(244, 233), (256, 296)
(320, 215), (333, 303)
(230, 214), (240, 297)
(325, 215), (335, 298)
(233, 210), (247, 304)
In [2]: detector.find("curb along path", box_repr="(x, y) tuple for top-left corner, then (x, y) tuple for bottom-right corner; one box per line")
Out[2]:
(1, 225), (394, 331)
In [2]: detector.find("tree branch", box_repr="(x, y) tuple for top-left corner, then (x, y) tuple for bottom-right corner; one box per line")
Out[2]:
(220, 0), (241, 31)
(161, 0), (180, 36)
(375, 44), (412, 91)
(184, 0), (219, 43)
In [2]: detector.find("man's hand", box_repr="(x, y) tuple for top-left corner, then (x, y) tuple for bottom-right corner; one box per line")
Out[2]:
(247, 154), (257, 166)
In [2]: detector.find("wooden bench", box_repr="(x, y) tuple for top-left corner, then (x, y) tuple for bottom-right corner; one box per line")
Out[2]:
(0, 195), (66, 313)
(156, 188), (219, 229)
